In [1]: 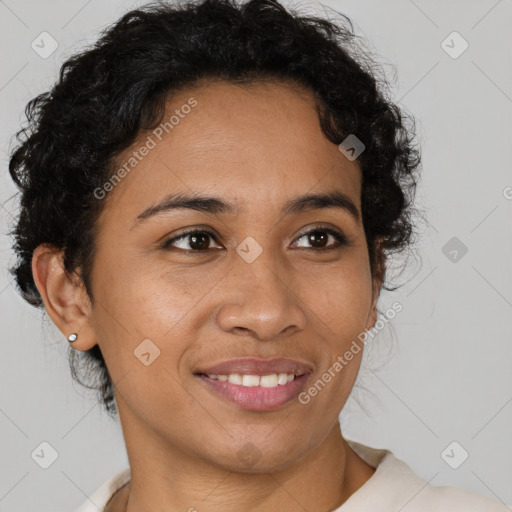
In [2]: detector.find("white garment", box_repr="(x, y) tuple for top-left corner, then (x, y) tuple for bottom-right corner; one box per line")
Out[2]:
(72, 439), (508, 511)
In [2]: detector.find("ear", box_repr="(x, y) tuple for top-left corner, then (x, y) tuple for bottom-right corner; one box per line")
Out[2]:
(365, 238), (386, 331)
(32, 244), (97, 351)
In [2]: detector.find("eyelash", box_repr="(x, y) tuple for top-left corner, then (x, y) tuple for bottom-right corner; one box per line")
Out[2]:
(161, 226), (349, 254)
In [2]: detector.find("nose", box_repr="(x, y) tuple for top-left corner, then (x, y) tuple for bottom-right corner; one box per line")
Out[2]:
(214, 249), (307, 341)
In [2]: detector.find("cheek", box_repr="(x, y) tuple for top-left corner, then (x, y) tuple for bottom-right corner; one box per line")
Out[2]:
(298, 264), (371, 411)
(301, 254), (373, 338)
(89, 262), (201, 414)
(88, 253), (199, 380)
(92, 250), (197, 333)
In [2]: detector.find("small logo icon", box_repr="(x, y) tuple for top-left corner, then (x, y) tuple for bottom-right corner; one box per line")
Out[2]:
(31, 32), (58, 59)
(441, 31), (469, 59)
(236, 236), (263, 263)
(237, 442), (262, 467)
(134, 338), (161, 366)
(441, 441), (469, 469)
(442, 236), (468, 263)
(31, 441), (59, 469)
(338, 134), (365, 161)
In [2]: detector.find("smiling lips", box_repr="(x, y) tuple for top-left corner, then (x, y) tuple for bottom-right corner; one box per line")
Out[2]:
(194, 357), (312, 376)
(194, 357), (312, 411)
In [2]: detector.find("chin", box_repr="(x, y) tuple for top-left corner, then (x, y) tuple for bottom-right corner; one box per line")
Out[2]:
(203, 437), (311, 474)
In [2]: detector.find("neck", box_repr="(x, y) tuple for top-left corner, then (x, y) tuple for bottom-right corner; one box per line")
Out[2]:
(108, 414), (375, 512)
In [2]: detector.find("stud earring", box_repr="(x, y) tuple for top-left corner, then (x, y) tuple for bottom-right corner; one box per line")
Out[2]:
(67, 333), (78, 343)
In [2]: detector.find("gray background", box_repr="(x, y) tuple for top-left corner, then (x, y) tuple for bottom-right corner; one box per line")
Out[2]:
(0, 0), (511, 510)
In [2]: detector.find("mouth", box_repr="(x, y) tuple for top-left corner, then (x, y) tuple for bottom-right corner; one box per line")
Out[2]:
(192, 357), (313, 411)
(196, 370), (306, 386)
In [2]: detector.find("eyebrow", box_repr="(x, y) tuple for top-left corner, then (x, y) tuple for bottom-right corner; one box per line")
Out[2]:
(132, 190), (360, 229)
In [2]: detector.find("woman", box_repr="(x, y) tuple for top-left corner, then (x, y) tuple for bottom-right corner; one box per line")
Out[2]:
(7, 0), (507, 510)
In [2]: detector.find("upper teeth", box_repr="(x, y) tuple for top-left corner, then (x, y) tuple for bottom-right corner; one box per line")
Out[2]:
(206, 373), (296, 387)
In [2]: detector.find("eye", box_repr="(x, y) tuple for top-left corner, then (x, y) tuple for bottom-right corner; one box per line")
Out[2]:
(162, 228), (222, 252)
(292, 227), (349, 251)
(162, 225), (349, 254)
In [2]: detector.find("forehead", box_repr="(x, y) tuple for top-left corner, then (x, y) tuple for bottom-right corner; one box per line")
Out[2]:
(100, 79), (362, 223)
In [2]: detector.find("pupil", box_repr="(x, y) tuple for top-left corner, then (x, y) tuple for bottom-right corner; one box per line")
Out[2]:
(190, 233), (209, 250)
(309, 230), (327, 247)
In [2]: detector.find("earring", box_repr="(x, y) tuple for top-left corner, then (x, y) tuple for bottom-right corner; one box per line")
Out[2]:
(67, 333), (78, 343)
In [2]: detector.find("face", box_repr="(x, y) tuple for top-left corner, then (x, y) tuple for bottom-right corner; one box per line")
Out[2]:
(83, 79), (381, 472)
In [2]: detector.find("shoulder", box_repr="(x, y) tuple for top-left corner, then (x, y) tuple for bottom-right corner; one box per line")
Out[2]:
(72, 467), (131, 512)
(421, 483), (509, 511)
(340, 440), (509, 512)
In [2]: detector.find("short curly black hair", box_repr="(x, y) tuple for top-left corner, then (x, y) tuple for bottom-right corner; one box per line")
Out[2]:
(8, 0), (422, 418)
